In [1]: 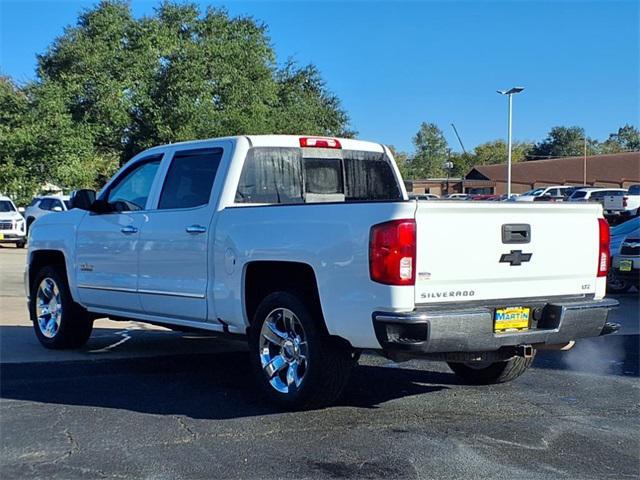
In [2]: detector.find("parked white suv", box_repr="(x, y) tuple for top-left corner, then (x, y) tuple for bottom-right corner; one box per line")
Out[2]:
(0, 196), (26, 248)
(25, 135), (619, 408)
(24, 195), (70, 232)
(515, 185), (577, 202)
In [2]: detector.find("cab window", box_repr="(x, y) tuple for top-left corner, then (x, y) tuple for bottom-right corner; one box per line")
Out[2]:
(158, 148), (223, 210)
(106, 155), (162, 211)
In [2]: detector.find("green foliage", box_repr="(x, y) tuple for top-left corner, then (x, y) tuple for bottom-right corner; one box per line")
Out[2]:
(407, 122), (449, 178)
(528, 126), (598, 159)
(601, 124), (640, 153)
(0, 0), (351, 203)
(472, 139), (533, 165)
(387, 145), (410, 179)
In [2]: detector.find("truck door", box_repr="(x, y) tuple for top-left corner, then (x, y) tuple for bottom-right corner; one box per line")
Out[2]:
(76, 155), (163, 312)
(137, 143), (229, 322)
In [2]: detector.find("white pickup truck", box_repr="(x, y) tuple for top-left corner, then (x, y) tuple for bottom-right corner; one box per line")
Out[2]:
(26, 135), (619, 408)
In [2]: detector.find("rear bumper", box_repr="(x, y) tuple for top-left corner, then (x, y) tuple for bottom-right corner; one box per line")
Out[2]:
(372, 297), (619, 354)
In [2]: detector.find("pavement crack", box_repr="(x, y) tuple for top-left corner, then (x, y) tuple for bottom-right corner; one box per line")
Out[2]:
(61, 428), (80, 460)
(175, 415), (198, 441)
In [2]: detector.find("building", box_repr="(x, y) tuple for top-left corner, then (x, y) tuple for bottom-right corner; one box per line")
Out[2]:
(404, 178), (463, 196)
(463, 152), (640, 195)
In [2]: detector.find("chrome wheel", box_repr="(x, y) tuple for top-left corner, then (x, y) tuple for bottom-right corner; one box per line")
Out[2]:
(258, 308), (308, 394)
(36, 277), (62, 339)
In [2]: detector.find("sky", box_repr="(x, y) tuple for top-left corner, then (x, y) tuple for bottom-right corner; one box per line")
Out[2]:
(0, 0), (638, 153)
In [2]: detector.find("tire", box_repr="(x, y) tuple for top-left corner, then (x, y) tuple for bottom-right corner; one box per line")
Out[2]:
(30, 265), (93, 349)
(16, 240), (26, 249)
(447, 351), (536, 385)
(248, 291), (355, 409)
(607, 272), (632, 294)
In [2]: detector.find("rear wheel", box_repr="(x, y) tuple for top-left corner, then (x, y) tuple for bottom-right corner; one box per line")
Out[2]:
(30, 265), (93, 349)
(607, 272), (632, 293)
(248, 291), (355, 409)
(447, 351), (536, 385)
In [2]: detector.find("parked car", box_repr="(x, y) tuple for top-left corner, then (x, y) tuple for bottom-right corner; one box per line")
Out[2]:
(0, 195), (27, 248)
(469, 194), (501, 201)
(410, 193), (439, 200)
(24, 195), (71, 232)
(516, 185), (576, 202)
(26, 135), (618, 408)
(444, 193), (469, 200)
(626, 185), (640, 216)
(608, 217), (640, 293)
(567, 188), (627, 215)
(603, 185), (640, 218)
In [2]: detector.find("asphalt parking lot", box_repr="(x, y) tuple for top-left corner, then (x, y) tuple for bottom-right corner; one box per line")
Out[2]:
(1, 246), (638, 479)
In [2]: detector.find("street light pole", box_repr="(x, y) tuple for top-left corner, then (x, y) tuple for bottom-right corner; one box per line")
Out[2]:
(497, 87), (524, 198)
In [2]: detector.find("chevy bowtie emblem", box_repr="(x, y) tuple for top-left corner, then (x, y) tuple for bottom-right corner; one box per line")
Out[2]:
(500, 250), (532, 266)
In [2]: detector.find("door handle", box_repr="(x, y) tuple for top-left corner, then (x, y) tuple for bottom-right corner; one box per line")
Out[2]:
(186, 225), (207, 234)
(120, 226), (138, 235)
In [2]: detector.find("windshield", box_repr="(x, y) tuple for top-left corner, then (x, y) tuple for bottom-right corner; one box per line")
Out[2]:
(570, 191), (588, 199)
(523, 188), (545, 196)
(0, 200), (16, 212)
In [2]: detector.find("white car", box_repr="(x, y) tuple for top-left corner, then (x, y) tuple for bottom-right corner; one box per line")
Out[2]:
(515, 185), (577, 202)
(24, 195), (71, 231)
(410, 193), (440, 200)
(0, 196), (26, 248)
(26, 135), (618, 408)
(604, 185), (640, 217)
(567, 188), (627, 214)
(444, 193), (468, 200)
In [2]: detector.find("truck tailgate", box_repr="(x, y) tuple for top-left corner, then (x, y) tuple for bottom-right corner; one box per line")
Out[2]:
(414, 201), (601, 304)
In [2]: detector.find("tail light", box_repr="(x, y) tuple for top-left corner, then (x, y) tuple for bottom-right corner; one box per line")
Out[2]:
(623, 196), (628, 208)
(597, 218), (610, 277)
(299, 137), (341, 149)
(369, 219), (416, 285)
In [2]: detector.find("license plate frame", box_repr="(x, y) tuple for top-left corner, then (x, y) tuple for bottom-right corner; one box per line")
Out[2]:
(620, 260), (633, 272)
(494, 306), (531, 333)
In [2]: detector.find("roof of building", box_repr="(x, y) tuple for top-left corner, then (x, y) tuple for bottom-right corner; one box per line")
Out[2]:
(465, 152), (640, 185)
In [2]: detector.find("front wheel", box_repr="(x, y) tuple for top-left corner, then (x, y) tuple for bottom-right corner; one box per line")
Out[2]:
(30, 265), (94, 349)
(447, 351), (536, 385)
(248, 291), (355, 409)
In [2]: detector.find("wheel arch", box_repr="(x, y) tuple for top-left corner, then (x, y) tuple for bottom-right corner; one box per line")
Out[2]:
(28, 250), (70, 298)
(243, 261), (329, 335)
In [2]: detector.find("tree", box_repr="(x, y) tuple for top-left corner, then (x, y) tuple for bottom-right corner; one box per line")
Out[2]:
(528, 126), (598, 159)
(36, 1), (352, 163)
(408, 122), (449, 178)
(1, 1), (352, 203)
(601, 124), (640, 153)
(387, 145), (410, 178)
(471, 140), (533, 166)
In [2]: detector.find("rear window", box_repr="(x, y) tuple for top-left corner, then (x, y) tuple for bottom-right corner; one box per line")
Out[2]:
(235, 147), (402, 204)
(629, 185), (640, 195)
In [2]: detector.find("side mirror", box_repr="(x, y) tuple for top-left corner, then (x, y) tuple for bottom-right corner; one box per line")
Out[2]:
(17, 207), (25, 214)
(70, 189), (96, 211)
(52, 206), (63, 212)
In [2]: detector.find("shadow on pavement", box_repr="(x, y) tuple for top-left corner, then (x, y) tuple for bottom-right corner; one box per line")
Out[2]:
(2, 323), (637, 420)
(1, 347), (451, 420)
